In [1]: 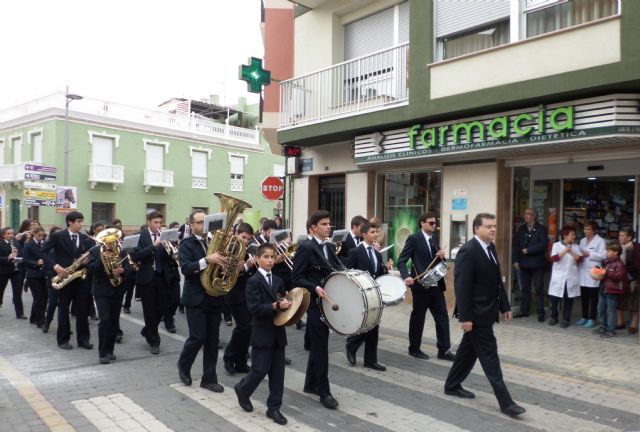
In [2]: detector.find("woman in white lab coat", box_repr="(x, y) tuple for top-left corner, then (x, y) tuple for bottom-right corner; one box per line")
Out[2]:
(548, 225), (583, 327)
(577, 221), (606, 328)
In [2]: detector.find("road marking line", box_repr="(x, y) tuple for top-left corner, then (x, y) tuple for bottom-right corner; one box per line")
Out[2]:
(172, 383), (320, 432)
(0, 355), (76, 432)
(71, 393), (173, 432)
(328, 351), (622, 432)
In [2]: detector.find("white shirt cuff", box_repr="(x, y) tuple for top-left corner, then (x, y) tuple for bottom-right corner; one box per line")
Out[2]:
(198, 258), (207, 270)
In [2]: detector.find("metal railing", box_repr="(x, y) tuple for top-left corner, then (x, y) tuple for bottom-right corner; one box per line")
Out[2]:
(89, 163), (125, 189)
(144, 169), (174, 191)
(279, 43), (409, 129)
(191, 176), (208, 189)
(230, 178), (244, 192)
(0, 162), (30, 183)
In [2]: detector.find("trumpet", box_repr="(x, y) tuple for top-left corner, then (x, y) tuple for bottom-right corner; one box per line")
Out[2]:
(162, 240), (179, 266)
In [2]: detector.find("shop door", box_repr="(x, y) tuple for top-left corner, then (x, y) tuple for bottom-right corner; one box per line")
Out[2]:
(319, 175), (345, 230)
(10, 199), (20, 230)
(511, 167), (531, 311)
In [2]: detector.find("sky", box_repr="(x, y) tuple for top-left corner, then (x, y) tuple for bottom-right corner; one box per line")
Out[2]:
(0, 0), (264, 110)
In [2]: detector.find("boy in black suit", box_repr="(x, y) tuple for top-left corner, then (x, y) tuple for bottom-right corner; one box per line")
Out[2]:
(338, 215), (367, 264)
(345, 222), (390, 371)
(234, 243), (291, 425)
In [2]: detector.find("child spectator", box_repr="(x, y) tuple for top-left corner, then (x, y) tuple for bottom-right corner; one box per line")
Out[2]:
(596, 242), (627, 338)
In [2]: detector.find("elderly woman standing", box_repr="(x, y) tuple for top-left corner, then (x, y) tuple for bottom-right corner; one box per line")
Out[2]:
(617, 227), (639, 334)
(548, 225), (583, 328)
(577, 221), (606, 328)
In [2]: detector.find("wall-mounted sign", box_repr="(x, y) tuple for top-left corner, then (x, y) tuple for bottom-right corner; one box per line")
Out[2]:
(283, 146), (302, 157)
(24, 164), (57, 174)
(452, 198), (468, 211)
(24, 173), (56, 181)
(56, 186), (78, 213)
(300, 158), (313, 172)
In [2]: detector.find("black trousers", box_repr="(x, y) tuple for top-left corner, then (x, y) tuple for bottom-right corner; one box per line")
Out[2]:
(580, 286), (599, 320)
(223, 302), (251, 366)
(163, 276), (180, 328)
(445, 325), (514, 409)
(305, 304), (331, 397)
(57, 280), (90, 346)
(519, 267), (545, 315)
(45, 280), (58, 325)
(346, 325), (379, 365)
(409, 287), (450, 354)
(139, 274), (165, 346)
(550, 286), (574, 322)
(27, 277), (47, 326)
(178, 297), (222, 384)
(122, 278), (135, 309)
(237, 346), (285, 410)
(0, 273), (25, 317)
(95, 293), (124, 358)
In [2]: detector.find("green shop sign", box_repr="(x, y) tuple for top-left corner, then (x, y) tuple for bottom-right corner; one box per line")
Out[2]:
(408, 105), (574, 149)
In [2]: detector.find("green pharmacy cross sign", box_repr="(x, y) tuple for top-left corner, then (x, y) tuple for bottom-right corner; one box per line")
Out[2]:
(239, 57), (271, 93)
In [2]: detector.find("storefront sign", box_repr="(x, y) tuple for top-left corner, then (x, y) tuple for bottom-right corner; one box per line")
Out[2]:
(300, 158), (313, 172)
(452, 198), (468, 211)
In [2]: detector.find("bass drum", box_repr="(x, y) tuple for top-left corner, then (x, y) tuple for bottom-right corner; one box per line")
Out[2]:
(376, 274), (407, 306)
(320, 270), (383, 336)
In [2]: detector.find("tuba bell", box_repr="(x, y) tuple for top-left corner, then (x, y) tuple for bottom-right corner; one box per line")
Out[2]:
(94, 228), (124, 287)
(200, 193), (252, 296)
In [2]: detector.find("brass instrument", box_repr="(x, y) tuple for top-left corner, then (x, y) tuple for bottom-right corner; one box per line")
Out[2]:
(126, 254), (140, 272)
(274, 240), (297, 270)
(51, 250), (92, 290)
(94, 228), (124, 287)
(200, 193), (252, 296)
(163, 240), (180, 266)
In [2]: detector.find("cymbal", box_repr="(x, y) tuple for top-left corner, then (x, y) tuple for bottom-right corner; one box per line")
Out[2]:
(274, 287), (310, 327)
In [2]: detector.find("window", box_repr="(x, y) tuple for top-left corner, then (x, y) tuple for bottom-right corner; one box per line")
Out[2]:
(191, 150), (208, 189)
(28, 206), (39, 221)
(526, 0), (618, 38)
(30, 132), (43, 163)
(146, 143), (164, 171)
(146, 203), (166, 218)
(91, 202), (115, 224)
(442, 20), (510, 60)
(319, 175), (345, 231)
(91, 135), (115, 165)
(11, 136), (22, 163)
(229, 154), (245, 192)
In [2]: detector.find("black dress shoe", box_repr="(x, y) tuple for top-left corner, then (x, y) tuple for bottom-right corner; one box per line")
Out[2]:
(438, 352), (456, 361)
(444, 387), (476, 399)
(58, 343), (73, 350)
(90, 315), (99, 321)
(320, 394), (339, 409)
(409, 350), (429, 360)
(200, 381), (224, 393)
(123, 307), (131, 314)
(364, 362), (386, 371)
(548, 318), (558, 326)
(108, 353), (116, 361)
(234, 384), (253, 412)
(17, 315), (27, 320)
(501, 403), (526, 417)
(512, 312), (529, 319)
(178, 363), (192, 386)
(284, 357), (292, 365)
(78, 343), (94, 350)
(150, 345), (160, 355)
(178, 305), (184, 313)
(166, 326), (176, 334)
(296, 320), (306, 330)
(537, 313), (546, 323)
(235, 363), (250, 374)
(42, 323), (50, 334)
(266, 409), (288, 425)
(346, 348), (356, 366)
(223, 360), (236, 375)
(303, 387), (319, 396)
(115, 335), (123, 343)
(99, 356), (110, 364)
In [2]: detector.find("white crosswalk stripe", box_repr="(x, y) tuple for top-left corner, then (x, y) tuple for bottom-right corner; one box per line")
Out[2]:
(72, 393), (173, 432)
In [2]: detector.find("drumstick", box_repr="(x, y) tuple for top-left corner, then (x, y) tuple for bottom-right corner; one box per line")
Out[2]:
(414, 256), (440, 280)
(323, 293), (339, 311)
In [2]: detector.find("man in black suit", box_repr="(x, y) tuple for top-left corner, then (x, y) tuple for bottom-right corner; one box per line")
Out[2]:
(177, 209), (227, 393)
(22, 227), (48, 327)
(338, 215), (367, 264)
(158, 236), (180, 334)
(444, 213), (525, 417)
(345, 222), (389, 371)
(0, 227), (26, 319)
(234, 243), (290, 425)
(131, 211), (166, 354)
(397, 212), (453, 361)
(42, 211), (93, 350)
(223, 223), (257, 375)
(292, 210), (342, 410)
(86, 230), (126, 364)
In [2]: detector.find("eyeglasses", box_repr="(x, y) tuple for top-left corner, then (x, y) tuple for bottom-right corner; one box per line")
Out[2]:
(426, 221), (437, 226)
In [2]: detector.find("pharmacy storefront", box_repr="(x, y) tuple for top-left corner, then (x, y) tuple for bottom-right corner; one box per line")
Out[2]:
(354, 93), (640, 304)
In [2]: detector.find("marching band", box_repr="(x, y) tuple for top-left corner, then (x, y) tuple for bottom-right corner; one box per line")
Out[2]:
(0, 193), (468, 426)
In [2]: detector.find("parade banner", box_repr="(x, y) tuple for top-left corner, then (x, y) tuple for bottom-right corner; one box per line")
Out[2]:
(56, 186), (78, 213)
(386, 205), (422, 263)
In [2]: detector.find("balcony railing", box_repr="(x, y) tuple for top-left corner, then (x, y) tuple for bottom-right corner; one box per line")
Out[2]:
(144, 169), (174, 193)
(89, 163), (125, 190)
(0, 162), (30, 183)
(192, 176), (207, 189)
(230, 178), (244, 192)
(279, 43), (409, 129)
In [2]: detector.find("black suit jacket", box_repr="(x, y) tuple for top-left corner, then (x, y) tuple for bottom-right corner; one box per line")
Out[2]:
(86, 247), (126, 298)
(255, 235), (292, 290)
(338, 233), (359, 264)
(454, 238), (510, 326)
(131, 229), (158, 285)
(179, 235), (224, 309)
(0, 241), (17, 276)
(346, 243), (388, 279)
(225, 254), (257, 305)
(245, 271), (287, 348)
(22, 240), (46, 278)
(42, 229), (91, 269)
(292, 238), (343, 302)
(397, 232), (446, 291)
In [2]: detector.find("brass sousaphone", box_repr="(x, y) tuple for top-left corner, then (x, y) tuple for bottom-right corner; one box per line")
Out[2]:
(274, 287), (310, 327)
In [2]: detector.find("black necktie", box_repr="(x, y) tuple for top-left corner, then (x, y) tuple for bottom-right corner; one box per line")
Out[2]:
(487, 245), (497, 265)
(266, 273), (272, 287)
(152, 233), (158, 242)
(429, 237), (437, 257)
(367, 246), (376, 275)
(71, 234), (78, 249)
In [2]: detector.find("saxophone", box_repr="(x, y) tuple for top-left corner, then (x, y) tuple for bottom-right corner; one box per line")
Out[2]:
(200, 192), (252, 296)
(94, 228), (124, 287)
(51, 250), (92, 290)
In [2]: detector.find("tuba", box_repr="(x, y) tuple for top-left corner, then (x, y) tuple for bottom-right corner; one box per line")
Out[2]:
(200, 193), (252, 296)
(94, 228), (124, 287)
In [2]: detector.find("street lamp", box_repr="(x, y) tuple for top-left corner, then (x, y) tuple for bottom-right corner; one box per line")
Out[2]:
(64, 87), (83, 187)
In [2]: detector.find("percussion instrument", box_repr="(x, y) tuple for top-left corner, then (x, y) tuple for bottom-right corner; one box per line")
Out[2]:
(375, 274), (406, 306)
(419, 261), (449, 288)
(274, 287), (310, 327)
(320, 270), (383, 336)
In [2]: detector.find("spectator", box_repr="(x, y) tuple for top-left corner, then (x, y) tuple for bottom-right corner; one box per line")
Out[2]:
(576, 220), (606, 328)
(548, 225), (583, 328)
(596, 242), (627, 338)
(617, 227), (638, 334)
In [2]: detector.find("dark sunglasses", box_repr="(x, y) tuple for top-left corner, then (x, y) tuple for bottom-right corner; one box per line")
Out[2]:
(426, 221), (437, 226)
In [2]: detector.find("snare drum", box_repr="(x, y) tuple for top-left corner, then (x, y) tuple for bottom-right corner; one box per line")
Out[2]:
(320, 270), (383, 336)
(420, 261), (449, 287)
(376, 274), (407, 306)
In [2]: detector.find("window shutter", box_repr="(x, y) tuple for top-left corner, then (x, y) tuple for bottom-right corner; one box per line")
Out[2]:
(192, 151), (207, 177)
(32, 133), (43, 163)
(435, 0), (510, 38)
(344, 6), (394, 59)
(92, 136), (114, 165)
(12, 137), (22, 163)
(146, 144), (164, 171)
(398, 1), (410, 44)
(230, 155), (244, 175)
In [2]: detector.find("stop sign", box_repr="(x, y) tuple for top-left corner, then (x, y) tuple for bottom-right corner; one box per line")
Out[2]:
(261, 176), (284, 200)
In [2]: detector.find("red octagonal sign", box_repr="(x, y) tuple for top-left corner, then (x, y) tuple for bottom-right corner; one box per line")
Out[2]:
(261, 176), (284, 200)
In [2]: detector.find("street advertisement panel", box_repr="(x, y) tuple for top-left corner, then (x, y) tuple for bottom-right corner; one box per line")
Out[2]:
(386, 205), (422, 264)
(56, 186), (78, 213)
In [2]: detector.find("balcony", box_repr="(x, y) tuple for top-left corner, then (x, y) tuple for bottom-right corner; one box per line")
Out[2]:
(0, 162), (30, 184)
(144, 169), (174, 193)
(230, 178), (244, 192)
(279, 43), (409, 129)
(89, 163), (124, 190)
(191, 176), (207, 189)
